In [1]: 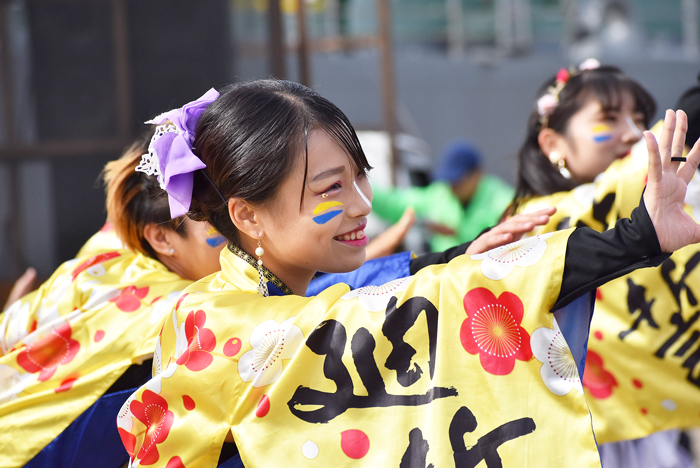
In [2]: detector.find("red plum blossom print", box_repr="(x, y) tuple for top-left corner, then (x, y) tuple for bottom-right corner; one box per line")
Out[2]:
(175, 310), (216, 372)
(582, 349), (618, 399)
(16, 322), (80, 381)
(461, 288), (532, 375)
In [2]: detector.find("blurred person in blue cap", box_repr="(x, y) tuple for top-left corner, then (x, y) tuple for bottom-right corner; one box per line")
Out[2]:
(371, 140), (514, 252)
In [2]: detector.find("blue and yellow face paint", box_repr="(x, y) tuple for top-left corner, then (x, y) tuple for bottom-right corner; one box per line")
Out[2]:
(592, 124), (613, 143)
(312, 201), (344, 224)
(206, 226), (226, 248)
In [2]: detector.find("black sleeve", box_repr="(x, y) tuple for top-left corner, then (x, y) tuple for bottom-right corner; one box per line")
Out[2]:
(554, 196), (670, 309)
(408, 227), (490, 274)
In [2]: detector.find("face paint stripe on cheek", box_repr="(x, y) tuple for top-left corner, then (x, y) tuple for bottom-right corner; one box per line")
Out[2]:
(312, 201), (344, 224)
(313, 210), (343, 224)
(206, 226), (226, 248)
(206, 236), (226, 248)
(592, 124), (613, 143)
(353, 180), (372, 208)
(313, 201), (344, 215)
(625, 115), (643, 139)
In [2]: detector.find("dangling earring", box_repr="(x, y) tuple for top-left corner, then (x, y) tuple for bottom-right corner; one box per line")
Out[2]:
(255, 239), (269, 297)
(548, 151), (571, 179)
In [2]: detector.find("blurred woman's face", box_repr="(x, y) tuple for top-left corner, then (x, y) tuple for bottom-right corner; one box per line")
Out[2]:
(557, 92), (646, 182)
(167, 218), (226, 281)
(252, 129), (373, 289)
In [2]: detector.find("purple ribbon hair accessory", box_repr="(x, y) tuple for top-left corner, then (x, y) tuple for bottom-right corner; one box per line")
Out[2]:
(135, 88), (220, 218)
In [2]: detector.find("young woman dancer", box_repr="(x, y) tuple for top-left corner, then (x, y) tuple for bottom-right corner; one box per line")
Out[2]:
(0, 132), (226, 468)
(511, 61), (699, 465)
(118, 80), (700, 468)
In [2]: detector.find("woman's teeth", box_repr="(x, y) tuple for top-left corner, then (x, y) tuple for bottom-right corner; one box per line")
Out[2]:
(335, 230), (365, 241)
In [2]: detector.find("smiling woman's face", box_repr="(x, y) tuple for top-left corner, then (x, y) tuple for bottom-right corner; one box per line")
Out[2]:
(558, 92), (646, 182)
(252, 129), (373, 285)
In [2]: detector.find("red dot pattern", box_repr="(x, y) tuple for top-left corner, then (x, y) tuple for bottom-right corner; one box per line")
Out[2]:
(182, 395), (195, 411)
(256, 395), (270, 418)
(224, 338), (242, 357)
(341, 429), (370, 459)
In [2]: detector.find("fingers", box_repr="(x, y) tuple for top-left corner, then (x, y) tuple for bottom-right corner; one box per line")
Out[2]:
(670, 110), (688, 171)
(479, 233), (514, 251)
(645, 130), (662, 185)
(397, 208), (416, 230)
(658, 109), (676, 171)
(4, 267), (37, 311)
(466, 232), (514, 255)
(679, 134), (700, 184)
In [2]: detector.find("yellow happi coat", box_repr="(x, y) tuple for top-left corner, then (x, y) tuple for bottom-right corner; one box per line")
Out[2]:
(76, 221), (124, 257)
(119, 234), (603, 468)
(0, 238), (190, 467)
(517, 121), (700, 443)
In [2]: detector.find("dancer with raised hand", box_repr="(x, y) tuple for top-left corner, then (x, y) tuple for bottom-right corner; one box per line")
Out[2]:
(118, 80), (700, 468)
(510, 60), (700, 465)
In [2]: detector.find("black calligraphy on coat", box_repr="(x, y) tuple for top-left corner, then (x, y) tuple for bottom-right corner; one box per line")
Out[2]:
(619, 278), (658, 339)
(400, 407), (536, 468)
(287, 296), (456, 424)
(288, 293), (539, 465)
(575, 193), (617, 231)
(654, 253), (700, 388)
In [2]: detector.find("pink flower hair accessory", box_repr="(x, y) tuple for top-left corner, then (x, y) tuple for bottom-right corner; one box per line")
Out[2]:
(537, 58), (601, 127)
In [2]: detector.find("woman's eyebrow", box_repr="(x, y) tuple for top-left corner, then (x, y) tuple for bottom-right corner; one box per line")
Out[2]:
(311, 166), (345, 182)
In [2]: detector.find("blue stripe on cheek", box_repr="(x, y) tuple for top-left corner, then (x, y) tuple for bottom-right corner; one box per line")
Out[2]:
(593, 134), (612, 143)
(206, 236), (226, 248)
(313, 210), (343, 224)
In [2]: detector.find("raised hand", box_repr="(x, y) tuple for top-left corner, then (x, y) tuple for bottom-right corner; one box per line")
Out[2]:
(643, 109), (700, 252)
(466, 206), (556, 255)
(365, 208), (416, 260)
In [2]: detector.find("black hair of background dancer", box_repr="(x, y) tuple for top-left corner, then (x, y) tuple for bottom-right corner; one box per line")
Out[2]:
(512, 65), (656, 213)
(103, 128), (189, 259)
(676, 73), (700, 150)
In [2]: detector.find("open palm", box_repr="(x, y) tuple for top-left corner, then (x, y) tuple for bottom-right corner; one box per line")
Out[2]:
(643, 109), (700, 252)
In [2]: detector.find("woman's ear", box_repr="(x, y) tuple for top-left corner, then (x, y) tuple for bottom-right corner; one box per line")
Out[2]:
(537, 128), (567, 160)
(143, 223), (175, 256)
(228, 198), (263, 240)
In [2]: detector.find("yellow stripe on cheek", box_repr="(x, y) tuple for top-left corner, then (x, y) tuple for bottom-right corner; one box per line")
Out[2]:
(592, 124), (612, 133)
(313, 201), (344, 215)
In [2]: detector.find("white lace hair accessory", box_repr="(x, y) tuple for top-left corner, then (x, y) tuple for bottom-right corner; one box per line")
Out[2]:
(135, 124), (183, 190)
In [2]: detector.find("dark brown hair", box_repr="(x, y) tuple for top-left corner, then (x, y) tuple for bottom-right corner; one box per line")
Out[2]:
(102, 128), (188, 258)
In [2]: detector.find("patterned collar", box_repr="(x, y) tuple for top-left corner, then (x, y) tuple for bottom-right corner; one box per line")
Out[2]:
(227, 244), (294, 296)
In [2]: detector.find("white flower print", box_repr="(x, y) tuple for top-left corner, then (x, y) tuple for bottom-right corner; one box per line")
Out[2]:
(470, 233), (553, 281)
(81, 281), (121, 310)
(0, 364), (35, 404)
(46, 271), (73, 304)
(531, 318), (583, 396)
(150, 291), (182, 325)
(340, 277), (413, 312)
(22, 310), (81, 346)
(145, 336), (178, 394)
(238, 317), (304, 388)
(0, 300), (31, 353)
(117, 392), (137, 432)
